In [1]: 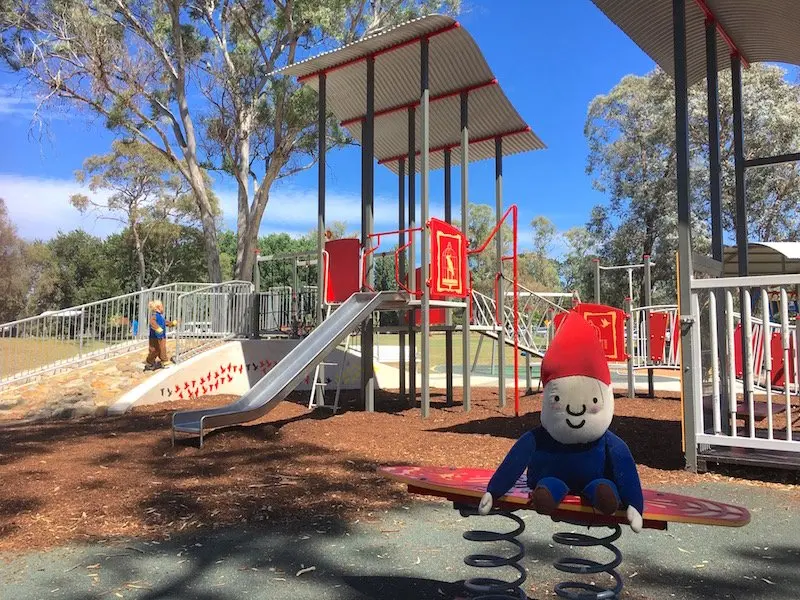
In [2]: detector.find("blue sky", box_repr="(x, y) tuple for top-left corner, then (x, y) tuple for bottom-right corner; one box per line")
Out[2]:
(0, 1), (657, 254)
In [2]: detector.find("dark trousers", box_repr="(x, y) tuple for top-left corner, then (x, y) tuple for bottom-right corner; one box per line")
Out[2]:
(146, 337), (168, 365)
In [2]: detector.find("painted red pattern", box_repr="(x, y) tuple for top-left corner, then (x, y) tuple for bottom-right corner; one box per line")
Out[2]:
(160, 362), (246, 400)
(379, 466), (750, 528)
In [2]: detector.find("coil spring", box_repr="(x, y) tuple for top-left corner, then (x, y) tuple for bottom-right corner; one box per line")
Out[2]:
(552, 522), (623, 600)
(459, 506), (528, 599)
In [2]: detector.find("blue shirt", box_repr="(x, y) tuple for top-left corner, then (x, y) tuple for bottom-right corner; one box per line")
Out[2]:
(486, 427), (644, 513)
(149, 312), (167, 339)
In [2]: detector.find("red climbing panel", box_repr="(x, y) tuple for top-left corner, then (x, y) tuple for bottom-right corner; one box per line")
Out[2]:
(554, 304), (628, 361)
(649, 312), (669, 363)
(323, 238), (361, 304)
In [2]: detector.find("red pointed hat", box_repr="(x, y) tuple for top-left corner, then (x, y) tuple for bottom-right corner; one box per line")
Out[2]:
(541, 311), (611, 386)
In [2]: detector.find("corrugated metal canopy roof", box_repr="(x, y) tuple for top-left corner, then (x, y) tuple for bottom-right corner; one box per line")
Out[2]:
(590, 0), (800, 87)
(722, 242), (800, 276)
(274, 15), (544, 174)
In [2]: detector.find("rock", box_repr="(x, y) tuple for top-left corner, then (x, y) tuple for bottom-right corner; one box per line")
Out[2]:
(0, 398), (21, 410)
(60, 391), (91, 405)
(70, 401), (98, 419)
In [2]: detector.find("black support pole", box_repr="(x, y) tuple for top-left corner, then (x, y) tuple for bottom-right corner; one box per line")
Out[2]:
(408, 106), (417, 407)
(673, 0), (698, 471)
(361, 56), (376, 412)
(706, 19), (730, 435)
(444, 148), (454, 407)
(398, 158), (406, 404)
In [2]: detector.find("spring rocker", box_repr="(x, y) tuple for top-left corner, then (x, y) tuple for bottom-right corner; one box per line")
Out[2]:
(381, 312), (750, 600)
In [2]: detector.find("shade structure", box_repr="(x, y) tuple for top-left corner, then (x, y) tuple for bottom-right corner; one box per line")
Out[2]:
(274, 15), (545, 173)
(591, 0), (800, 86)
(722, 242), (800, 276)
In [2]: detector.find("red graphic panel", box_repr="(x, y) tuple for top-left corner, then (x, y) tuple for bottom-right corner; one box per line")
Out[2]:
(553, 304), (627, 361)
(770, 331), (796, 387)
(379, 465), (750, 528)
(428, 218), (468, 298)
(324, 238), (361, 304)
(649, 312), (668, 362)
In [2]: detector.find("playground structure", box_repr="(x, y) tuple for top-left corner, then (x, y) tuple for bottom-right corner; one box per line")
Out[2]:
(588, 0), (800, 471)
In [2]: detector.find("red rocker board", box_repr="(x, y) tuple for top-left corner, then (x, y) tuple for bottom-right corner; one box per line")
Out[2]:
(380, 466), (750, 530)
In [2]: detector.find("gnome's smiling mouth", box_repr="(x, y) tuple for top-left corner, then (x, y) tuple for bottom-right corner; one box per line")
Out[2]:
(566, 418), (586, 429)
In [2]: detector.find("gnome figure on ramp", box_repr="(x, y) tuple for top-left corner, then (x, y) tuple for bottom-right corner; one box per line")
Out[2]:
(479, 311), (644, 532)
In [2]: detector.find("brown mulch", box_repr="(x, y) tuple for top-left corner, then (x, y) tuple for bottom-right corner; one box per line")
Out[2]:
(0, 388), (797, 554)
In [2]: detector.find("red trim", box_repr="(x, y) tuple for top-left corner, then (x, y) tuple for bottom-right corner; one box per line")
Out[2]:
(378, 126), (531, 165)
(341, 79), (497, 127)
(298, 22), (460, 83)
(693, 0), (750, 68)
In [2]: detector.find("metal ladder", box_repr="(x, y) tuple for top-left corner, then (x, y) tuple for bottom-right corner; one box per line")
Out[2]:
(308, 304), (349, 412)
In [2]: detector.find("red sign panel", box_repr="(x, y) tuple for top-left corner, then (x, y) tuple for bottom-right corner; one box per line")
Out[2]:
(649, 312), (669, 363)
(553, 303), (628, 361)
(428, 218), (468, 298)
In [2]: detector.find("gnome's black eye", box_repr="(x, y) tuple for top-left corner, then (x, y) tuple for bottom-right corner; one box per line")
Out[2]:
(553, 395), (560, 402)
(592, 397), (598, 404)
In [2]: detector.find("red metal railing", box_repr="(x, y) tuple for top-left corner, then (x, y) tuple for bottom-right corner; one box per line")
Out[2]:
(468, 204), (520, 415)
(362, 226), (423, 293)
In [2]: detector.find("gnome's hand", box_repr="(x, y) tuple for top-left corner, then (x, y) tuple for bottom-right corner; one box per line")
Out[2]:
(626, 505), (643, 533)
(478, 492), (493, 515)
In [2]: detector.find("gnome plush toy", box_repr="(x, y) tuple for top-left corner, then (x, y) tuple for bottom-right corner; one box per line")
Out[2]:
(478, 311), (644, 532)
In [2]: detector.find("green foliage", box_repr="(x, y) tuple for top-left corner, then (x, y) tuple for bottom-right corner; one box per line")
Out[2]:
(520, 216), (560, 291)
(0, 198), (29, 322)
(69, 139), (218, 289)
(466, 203), (512, 294)
(24, 230), (120, 314)
(558, 226), (596, 302)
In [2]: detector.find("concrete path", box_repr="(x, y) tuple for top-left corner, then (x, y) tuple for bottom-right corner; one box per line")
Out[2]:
(1, 480), (795, 600)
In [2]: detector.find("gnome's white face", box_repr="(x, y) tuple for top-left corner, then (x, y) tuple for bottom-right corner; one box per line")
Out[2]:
(541, 375), (614, 444)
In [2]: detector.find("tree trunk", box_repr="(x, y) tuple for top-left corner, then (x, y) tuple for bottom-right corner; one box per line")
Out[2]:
(131, 222), (146, 290)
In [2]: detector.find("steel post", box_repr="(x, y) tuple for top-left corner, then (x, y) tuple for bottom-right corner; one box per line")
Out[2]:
(706, 19), (730, 434)
(408, 107), (417, 406)
(643, 255), (654, 397)
(495, 137), (506, 408)
(420, 37), (431, 418)
(444, 148), (454, 407)
(626, 297), (636, 398)
(361, 56), (376, 412)
(731, 53), (752, 412)
(593, 258), (601, 304)
(673, 0), (698, 471)
(398, 158), (407, 403)
(460, 91), (471, 412)
(252, 251), (261, 339)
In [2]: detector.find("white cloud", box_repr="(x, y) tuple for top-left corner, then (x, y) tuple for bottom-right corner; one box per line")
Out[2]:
(0, 172), (118, 240)
(0, 85), (73, 122)
(216, 183), (402, 237)
(1, 172), (408, 242)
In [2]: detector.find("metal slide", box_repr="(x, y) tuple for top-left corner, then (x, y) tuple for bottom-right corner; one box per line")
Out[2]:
(172, 291), (409, 446)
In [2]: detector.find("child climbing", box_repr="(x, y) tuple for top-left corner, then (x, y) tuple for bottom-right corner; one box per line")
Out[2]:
(144, 300), (177, 371)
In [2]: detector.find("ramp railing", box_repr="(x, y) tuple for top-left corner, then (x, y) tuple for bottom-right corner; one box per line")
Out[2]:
(174, 281), (255, 362)
(0, 282), (208, 388)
